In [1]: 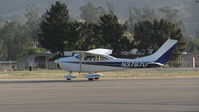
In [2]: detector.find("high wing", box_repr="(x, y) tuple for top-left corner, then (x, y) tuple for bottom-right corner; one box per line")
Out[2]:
(73, 48), (113, 56)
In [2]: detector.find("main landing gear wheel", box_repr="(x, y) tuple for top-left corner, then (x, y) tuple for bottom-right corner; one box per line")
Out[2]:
(85, 73), (102, 81)
(94, 77), (99, 80)
(88, 78), (94, 81)
(87, 77), (99, 81)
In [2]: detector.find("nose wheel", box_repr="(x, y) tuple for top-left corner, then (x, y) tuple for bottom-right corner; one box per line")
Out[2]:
(64, 75), (76, 80)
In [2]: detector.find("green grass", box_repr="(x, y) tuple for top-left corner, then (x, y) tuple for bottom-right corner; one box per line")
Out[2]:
(0, 68), (199, 79)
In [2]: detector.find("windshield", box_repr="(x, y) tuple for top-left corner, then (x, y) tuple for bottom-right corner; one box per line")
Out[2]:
(74, 54), (80, 59)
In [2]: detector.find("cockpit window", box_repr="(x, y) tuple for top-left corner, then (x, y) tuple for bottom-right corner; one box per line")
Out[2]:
(74, 54), (114, 61)
(84, 55), (95, 61)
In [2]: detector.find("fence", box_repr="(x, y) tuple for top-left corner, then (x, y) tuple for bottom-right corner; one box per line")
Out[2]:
(168, 60), (199, 68)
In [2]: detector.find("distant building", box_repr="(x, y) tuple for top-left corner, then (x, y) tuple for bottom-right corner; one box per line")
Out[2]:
(0, 61), (17, 71)
(17, 51), (74, 70)
(17, 52), (56, 69)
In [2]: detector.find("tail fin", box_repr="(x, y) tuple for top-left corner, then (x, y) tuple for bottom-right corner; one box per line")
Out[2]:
(154, 39), (177, 64)
(136, 39), (178, 64)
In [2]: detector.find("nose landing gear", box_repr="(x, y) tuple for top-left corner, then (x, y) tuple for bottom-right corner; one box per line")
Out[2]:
(64, 72), (76, 80)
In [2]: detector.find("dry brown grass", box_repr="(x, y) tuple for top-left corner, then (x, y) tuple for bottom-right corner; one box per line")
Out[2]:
(0, 68), (199, 79)
(102, 69), (199, 79)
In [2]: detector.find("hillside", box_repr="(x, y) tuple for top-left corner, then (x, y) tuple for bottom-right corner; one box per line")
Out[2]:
(0, 0), (198, 36)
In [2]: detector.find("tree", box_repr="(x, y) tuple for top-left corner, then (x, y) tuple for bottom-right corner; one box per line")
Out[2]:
(74, 22), (99, 50)
(134, 6), (158, 22)
(0, 21), (33, 60)
(106, 1), (115, 15)
(126, 6), (158, 33)
(79, 1), (105, 23)
(64, 21), (100, 51)
(0, 6), (43, 61)
(134, 19), (186, 59)
(24, 6), (44, 53)
(0, 39), (7, 60)
(158, 6), (189, 48)
(38, 1), (70, 56)
(158, 7), (179, 23)
(186, 31), (199, 53)
(98, 14), (133, 55)
(126, 6), (135, 33)
(64, 21), (82, 50)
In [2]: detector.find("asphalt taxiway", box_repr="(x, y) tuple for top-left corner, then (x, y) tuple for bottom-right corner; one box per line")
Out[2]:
(0, 78), (199, 112)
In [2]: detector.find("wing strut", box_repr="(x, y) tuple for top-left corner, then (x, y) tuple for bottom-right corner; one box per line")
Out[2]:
(79, 53), (84, 73)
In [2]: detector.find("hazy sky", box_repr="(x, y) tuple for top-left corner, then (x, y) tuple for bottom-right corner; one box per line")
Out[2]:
(0, 0), (189, 17)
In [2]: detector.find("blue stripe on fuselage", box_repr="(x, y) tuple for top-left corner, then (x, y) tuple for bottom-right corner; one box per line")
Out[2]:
(61, 61), (160, 68)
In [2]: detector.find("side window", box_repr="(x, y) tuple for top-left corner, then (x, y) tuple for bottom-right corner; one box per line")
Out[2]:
(84, 55), (95, 61)
(96, 56), (108, 62)
(83, 55), (109, 62)
(100, 57), (108, 61)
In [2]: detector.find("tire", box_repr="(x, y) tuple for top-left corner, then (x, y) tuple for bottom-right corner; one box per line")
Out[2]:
(88, 78), (94, 81)
(94, 77), (99, 80)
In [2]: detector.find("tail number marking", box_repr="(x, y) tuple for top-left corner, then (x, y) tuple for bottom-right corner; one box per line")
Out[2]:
(121, 62), (148, 68)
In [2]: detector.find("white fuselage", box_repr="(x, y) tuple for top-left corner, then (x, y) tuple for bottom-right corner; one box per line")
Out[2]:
(57, 56), (155, 72)
(56, 39), (178, 73)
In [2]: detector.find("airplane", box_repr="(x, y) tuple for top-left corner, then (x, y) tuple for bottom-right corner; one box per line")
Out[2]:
(55, 39), (177, 80)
